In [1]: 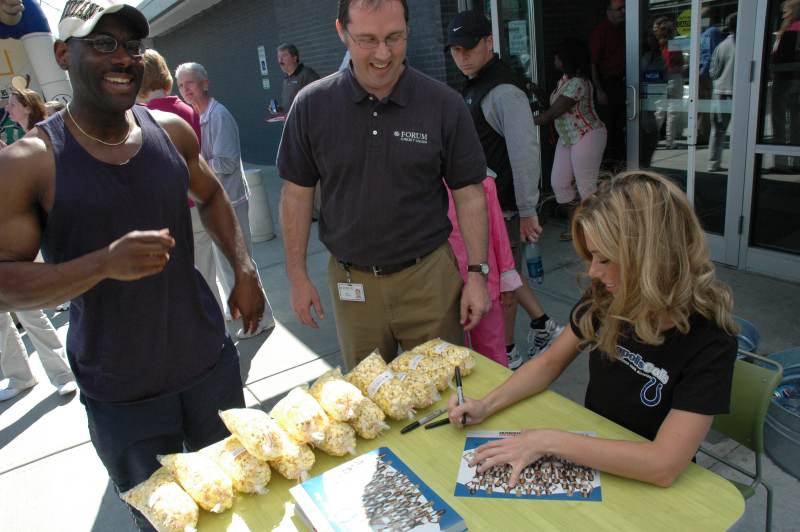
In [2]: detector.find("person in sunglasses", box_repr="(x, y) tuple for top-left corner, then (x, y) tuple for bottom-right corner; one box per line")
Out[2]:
(0, 2), (264, 529)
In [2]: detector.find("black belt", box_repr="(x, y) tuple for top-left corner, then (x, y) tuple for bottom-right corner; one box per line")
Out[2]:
(338, 256), (425, 277)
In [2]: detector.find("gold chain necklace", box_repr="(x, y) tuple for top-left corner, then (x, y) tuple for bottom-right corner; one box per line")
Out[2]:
(65, 105), (132, 147)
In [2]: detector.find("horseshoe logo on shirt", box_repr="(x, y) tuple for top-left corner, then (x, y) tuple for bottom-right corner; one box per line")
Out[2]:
(640, 376), (663, 407)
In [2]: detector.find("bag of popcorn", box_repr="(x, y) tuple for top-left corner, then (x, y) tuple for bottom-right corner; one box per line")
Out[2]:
(120, 467), (198, 532)
(310, 368), (365, 421)
(201, 436), (270, 495)
(394, 370), (440, 410)
(389, 351), (451, 392)
(158, 452), (234, 513)
(412, 338), (477, 377)
(270, 387), (329, 445)
(313, 420), (357, 457)
(218, 408), (287, 461)
(346, 351), (415, 420)
(348, 396), (390, 439)
(268, 432), (316, 481)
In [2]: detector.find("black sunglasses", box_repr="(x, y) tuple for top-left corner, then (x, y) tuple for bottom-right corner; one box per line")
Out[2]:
(71, 35), (146, 57)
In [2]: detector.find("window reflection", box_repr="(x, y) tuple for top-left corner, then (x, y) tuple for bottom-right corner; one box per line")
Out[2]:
(751, 156), (800, 254)
(760, 0), (800, 171)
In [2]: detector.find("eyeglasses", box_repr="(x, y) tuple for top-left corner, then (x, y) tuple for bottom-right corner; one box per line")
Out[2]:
(71, 36), (146, 57)
(608, 6), (625, 13)
(344, 29), (408, 50)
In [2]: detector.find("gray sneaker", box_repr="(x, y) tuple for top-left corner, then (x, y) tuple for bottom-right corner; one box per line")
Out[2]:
(528, 319), (564, 358)
(507, 345), (525, 370)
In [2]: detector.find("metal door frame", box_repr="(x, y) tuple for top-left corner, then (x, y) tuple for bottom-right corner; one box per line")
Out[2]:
(739, 0), (800, 282)
(626, 0), (755, 267)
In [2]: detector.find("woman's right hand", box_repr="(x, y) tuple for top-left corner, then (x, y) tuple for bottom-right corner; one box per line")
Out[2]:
(448, 392), (491, 428)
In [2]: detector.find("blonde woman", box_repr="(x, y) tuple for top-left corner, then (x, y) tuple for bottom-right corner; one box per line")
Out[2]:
(448, 171), (738, 487)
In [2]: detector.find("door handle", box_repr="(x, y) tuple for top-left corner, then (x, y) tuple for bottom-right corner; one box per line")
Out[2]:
(626, 84), (638, 121)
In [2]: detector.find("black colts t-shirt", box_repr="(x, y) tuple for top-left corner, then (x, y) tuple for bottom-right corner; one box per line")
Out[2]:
(570, 302), (737, 441)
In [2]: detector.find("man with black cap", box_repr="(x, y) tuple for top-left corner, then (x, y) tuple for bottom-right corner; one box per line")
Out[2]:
(446, 10), (562, 369)
(0, 1), (264, 528)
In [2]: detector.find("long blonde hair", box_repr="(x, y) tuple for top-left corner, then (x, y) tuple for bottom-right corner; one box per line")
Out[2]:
(572, 171), (737, 358)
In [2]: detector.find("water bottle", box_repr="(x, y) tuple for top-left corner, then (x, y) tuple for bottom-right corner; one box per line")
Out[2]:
(525, 242), (544, 284)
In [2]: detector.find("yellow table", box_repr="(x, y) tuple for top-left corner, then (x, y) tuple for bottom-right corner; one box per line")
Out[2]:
(199, 356), (744, 531)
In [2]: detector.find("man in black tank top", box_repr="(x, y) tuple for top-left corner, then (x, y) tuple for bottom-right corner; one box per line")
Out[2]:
(0, 3), (265, 530)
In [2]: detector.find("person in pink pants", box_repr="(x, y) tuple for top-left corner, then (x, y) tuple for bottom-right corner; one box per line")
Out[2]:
(448, 178), (522, 366)
(535, 38), (607, 240)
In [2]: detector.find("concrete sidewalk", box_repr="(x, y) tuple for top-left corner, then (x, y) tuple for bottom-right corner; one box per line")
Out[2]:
(1, 165), (798, 531)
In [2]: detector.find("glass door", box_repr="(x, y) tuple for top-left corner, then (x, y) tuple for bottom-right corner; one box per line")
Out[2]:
(740, 0), (800, 281)
(460, 0), (537, 82)
(627, 0), (748, 264)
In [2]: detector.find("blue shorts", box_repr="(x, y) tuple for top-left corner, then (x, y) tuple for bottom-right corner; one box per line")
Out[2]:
(81, 335), (245, 530)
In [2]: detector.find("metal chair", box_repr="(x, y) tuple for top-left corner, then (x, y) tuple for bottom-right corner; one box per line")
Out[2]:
(700, 351), (783, 532)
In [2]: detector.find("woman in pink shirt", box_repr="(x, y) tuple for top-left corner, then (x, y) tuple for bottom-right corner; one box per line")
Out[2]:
(448, 177), (522, 366)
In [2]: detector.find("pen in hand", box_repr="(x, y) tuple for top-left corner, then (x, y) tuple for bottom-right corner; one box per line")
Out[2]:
(455, 366), (466, 426)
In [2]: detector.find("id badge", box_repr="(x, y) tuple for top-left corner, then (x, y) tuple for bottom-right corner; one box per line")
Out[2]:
(337, 282), (365, 302)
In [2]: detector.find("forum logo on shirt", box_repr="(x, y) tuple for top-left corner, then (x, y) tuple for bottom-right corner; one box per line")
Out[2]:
(394, 130), (428, 144)
(616, 345), (670, 408)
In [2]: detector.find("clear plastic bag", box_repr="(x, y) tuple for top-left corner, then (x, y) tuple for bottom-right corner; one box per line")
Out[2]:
(268, 432), (316, 481)
(390, 351), (451, 392)
(309, 368), (366, 422)
(158, 452), (234, 513)
(394, 370), (440, 410)
(412, 338), (477, 377)
(120, 467), (198, 532)
(201, 436), (271, 495)
(348, 397), (390, 439)
(345, 351), (415, 420)
(218, 408), (287, 461)
(270, 387), (329, 445)
(313, 420), (357, 457)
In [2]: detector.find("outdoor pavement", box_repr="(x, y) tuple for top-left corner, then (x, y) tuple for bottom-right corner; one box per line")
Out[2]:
(1, 165), (798, 531)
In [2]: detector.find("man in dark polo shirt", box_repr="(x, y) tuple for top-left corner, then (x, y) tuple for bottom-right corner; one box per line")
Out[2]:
(590, 0), (626, 169)
(276, 43), (320, 113)
(278, 0), (491, 369)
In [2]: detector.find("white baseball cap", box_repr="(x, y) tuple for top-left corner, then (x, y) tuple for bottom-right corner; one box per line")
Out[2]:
(58, 0), (149, 41)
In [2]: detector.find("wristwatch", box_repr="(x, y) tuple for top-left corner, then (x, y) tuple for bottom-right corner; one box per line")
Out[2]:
(467, 263), (490, 276)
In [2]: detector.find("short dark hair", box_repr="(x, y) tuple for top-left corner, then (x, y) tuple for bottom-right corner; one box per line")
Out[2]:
(555, 38), (591, 79)
(337, 0), (409, 28)
(277, 43), (299, 59)
(725, 13), (737, 33)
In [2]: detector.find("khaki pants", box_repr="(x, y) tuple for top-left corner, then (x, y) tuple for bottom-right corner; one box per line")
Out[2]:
(328, 243), (463, 370)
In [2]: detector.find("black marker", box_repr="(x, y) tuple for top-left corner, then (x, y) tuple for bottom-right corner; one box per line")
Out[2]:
(455, 366), (466, 426)
(424, 418), (450, 429)
(400, 408), (447, 434)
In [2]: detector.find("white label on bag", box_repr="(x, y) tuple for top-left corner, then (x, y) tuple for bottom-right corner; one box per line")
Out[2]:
(229, 446), (248, 459)
(367, 370), (394, 397)
(433, 341), (449, 354)
(409, 354), (425, 370)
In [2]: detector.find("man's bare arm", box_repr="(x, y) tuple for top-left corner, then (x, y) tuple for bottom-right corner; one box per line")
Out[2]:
(0, 134), (174, 311)
(280, 181), (324, 328)
(157, 112), (252, 278)
(451, 182), (490, 330)
(156, 111), (264, 331)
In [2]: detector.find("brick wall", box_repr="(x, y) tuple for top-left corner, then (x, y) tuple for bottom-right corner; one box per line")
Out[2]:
(151, 0), (460, 165)
(153, 0), (285, 164)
